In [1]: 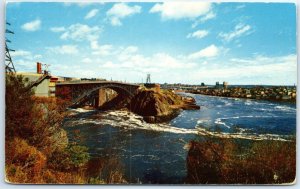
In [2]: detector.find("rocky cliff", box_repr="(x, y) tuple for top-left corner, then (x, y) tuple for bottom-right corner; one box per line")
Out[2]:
(128, 89), (200, 123)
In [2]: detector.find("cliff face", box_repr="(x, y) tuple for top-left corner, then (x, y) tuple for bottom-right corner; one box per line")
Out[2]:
(128, 90), (182, 117)
(94, 88), (199, 123)
(128, 89), (199, 123)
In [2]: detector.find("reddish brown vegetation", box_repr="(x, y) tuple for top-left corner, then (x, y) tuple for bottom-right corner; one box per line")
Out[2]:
(55, 85), (72, 102)
(5, 74), (125, 184)
(186, 138), (296, 184)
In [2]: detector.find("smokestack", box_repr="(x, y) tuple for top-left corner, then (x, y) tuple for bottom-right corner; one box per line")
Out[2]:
(37, 62), (42, 74)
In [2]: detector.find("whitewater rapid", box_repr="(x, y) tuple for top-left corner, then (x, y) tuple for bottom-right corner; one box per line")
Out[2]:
(65, 109), (291, 141)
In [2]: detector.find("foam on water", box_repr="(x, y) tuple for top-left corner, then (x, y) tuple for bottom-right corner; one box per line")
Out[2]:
(68, 108), (95, 113)
(274, 105), (295, 112)
(65, 110), (290, 141)
(214, 118), (230, 128)
(245, 101), (253, 106)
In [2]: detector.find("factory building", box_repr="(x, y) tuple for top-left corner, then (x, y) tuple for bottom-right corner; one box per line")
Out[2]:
(16, 62), (58, 97)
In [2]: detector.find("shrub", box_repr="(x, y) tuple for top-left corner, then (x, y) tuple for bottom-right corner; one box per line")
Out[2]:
(5, 74), (34, 139)
(48, 144), (89, 172)
(186, 137), (296, 184)
(5, 138), (46, 183)
(85, 157), (126, 184)
(5, 73), (126, 184)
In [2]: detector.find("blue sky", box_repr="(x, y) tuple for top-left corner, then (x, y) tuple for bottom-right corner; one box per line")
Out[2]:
(6, 2), (297, 85)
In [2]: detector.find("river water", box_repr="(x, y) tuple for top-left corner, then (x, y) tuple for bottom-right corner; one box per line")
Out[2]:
(63, 93), (296, 184)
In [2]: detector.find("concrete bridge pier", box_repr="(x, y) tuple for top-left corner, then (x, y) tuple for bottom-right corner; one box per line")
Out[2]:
(92, 90), (99, 108)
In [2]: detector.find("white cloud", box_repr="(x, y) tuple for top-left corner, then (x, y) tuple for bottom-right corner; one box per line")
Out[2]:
(92, 44), (113, 56)
(192, 54), (297, 85)
(10, 50), (44, 72)
(14, 59), (36, 71)
(33, 54), (43, 59)
(11, 50), (31, 57)
(90, 41), (99, 50)
(99, 48), (196, 73)
(85, 9), (99, 19)
(236, 4), (246, 10)
(11, 50), (43, 61)
(103, 61), (117, 68)
(152, 53), (195, 68)
(110, 17), (122, 26)
(106, 3), (141, 26)
(50, 27), (65, 32)
(187, 30), (209, 39)
(150, 2), (211, 20)
(118, 46), (139, 61)
(230, 54), (297, 66)
(46, 45), (79, 55)
(189, 44), (219, 59)
(199, 11), (216, 22)
(63, 2), (101, 7)
(122, 46), (138, 54)
(60, 24), (101, 41)
(21, 19), (41, 31)
(90, 42), (139, 58)
(89, 43), (197, 74)
(219, 23), (253, 42)
(82, 57), (92, 64)
(192, 11), (216, 28)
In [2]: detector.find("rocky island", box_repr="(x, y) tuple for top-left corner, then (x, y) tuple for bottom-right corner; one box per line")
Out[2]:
(129, 89), (200, 123)
(97, 86), (200, 123)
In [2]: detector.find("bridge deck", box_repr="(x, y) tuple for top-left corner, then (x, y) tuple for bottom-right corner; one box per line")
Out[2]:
(56, 81), (140, 86)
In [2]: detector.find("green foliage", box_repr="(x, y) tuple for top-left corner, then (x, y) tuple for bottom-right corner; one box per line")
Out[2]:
(88, 177), (106, 184)
(48, 144), (89, 172)
(67, 145), (90, 169)
(186, 137), (296, 184)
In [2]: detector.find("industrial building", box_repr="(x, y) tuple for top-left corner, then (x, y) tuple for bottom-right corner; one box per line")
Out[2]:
(16, 62), (58, 97)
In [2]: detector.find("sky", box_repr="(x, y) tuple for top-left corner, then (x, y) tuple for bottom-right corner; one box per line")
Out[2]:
(6, 1), (297, 85)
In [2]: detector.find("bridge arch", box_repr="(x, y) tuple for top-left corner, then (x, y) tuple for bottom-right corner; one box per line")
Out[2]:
(70, 83), (138, 108)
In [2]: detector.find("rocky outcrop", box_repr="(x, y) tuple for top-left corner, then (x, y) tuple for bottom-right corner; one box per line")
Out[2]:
(89, 88), (200, 123)
(128, 89), (200, 123)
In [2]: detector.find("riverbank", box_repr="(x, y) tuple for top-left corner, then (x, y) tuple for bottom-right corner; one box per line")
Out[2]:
(188, 86), (296, 103)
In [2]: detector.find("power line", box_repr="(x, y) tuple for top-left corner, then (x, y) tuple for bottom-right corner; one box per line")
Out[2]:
(5, 22), (16, 73)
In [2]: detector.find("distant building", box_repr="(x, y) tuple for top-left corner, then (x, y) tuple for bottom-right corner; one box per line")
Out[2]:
(223, 81), (228, 90)
(215, 81), (220, 89)
(16, 72), (58, 97)
(16, 62), (58, 97)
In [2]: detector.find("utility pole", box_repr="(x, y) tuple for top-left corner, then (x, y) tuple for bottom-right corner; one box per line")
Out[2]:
(5, 22), (16, 73)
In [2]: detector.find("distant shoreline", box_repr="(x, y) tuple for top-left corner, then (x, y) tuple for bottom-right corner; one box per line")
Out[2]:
(188, 91), (296, 104)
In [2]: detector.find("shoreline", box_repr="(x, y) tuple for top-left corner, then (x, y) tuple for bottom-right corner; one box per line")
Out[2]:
(188, 91), (296, 104)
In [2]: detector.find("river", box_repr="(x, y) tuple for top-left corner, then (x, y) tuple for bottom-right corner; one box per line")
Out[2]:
(63, 93), (296, 184)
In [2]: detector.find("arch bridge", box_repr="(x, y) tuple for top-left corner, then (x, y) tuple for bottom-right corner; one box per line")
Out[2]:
(55, 81), (140, 108)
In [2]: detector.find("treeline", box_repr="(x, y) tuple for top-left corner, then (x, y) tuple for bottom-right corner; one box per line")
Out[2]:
(5, 74), (126, 184)
(186, 137), (296, 184)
